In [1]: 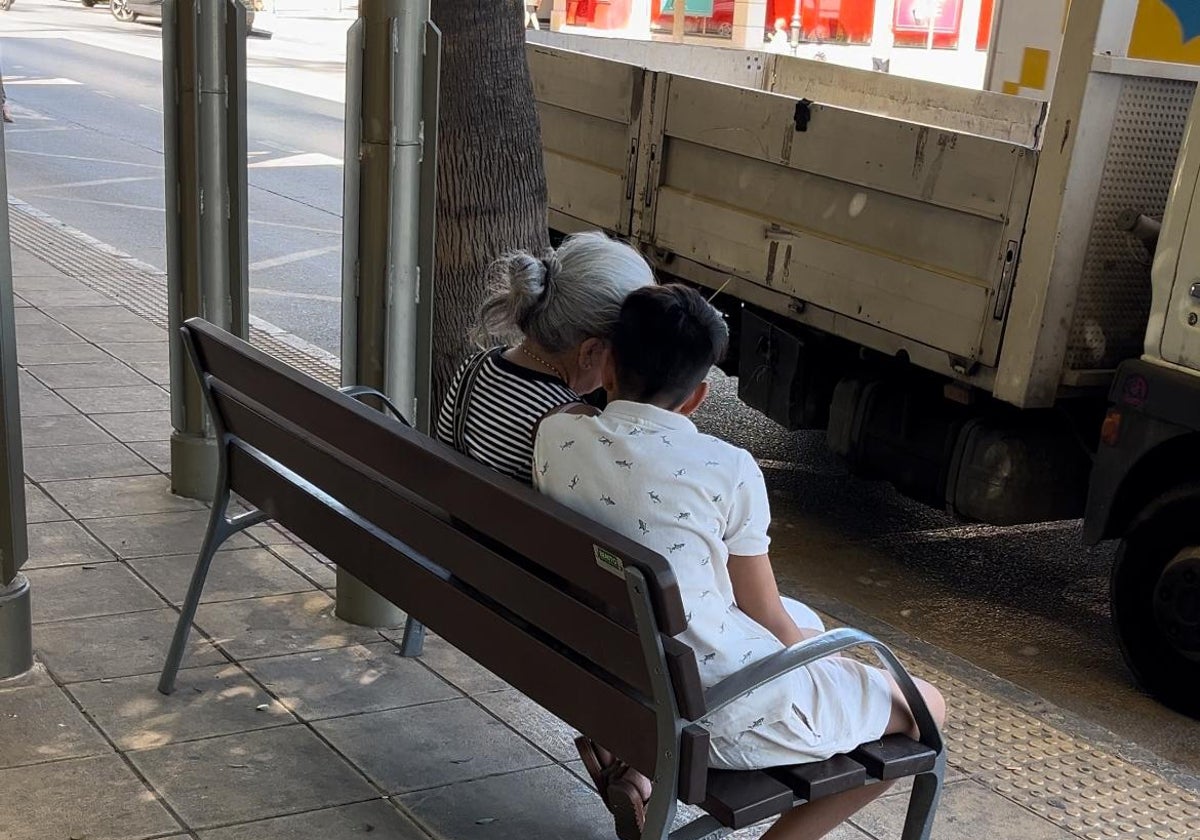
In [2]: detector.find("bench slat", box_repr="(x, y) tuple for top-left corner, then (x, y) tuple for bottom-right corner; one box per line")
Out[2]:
(213, 382), (658, 697)
(768, 754), (867, 801)
(702, 769), (794, 829)
(850, 735), (938, 781)
(228, 443), (670, 778)
(186, 319), (688, 635)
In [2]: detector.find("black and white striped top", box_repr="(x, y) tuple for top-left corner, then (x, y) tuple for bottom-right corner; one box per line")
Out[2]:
(435, 348), (580, 485)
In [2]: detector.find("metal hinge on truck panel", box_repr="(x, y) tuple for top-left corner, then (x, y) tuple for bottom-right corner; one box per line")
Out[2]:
(993, 239), (1020, 320)
(632, 71), (668, 243)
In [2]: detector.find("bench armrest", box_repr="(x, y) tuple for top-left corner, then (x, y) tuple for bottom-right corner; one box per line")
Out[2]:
(339, 386), (412, 427)
(700, 627), (943, 753)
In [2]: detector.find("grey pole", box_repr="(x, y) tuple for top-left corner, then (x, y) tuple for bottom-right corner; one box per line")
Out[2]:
(164, 0), (250, 502)
(338, 0), (440, 626)
(0, 119), (32, 680)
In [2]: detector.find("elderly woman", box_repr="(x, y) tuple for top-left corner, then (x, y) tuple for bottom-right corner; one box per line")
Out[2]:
(435, 231), (654, 484)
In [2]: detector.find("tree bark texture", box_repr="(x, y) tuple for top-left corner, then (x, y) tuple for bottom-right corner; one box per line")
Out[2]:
(431, 0), (548, 405)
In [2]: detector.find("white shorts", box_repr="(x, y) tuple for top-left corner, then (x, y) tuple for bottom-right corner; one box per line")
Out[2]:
(708, 598), (894, 770)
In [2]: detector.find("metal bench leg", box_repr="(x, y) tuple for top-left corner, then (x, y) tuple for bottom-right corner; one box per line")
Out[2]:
(398, 616), (426, 657)
(900, 751), (946, 840)
(157, 489), (268, 695)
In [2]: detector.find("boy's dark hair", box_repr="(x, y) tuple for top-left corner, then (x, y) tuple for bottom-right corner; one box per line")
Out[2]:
(610, 284), (729, 405)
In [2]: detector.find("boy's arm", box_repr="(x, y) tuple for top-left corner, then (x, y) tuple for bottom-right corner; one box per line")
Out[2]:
(728, 553), (819, 647)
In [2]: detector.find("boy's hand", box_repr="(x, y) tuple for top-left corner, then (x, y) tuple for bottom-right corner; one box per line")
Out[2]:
(728, 553), (809, 647)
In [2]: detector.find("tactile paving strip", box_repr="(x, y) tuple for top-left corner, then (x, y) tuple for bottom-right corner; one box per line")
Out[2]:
(7, 201), (340, 387)
(10, 198), (1200, 839)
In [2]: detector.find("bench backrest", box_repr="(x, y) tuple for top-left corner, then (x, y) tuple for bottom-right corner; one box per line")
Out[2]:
(183, 319), (709, 797)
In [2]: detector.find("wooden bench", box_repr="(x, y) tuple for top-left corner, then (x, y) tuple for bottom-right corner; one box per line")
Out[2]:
(158, 318), (946, 840)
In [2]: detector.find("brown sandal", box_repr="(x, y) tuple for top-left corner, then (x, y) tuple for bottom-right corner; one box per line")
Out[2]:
(607, 775), (647, 840)
(575, 736), (612, 804)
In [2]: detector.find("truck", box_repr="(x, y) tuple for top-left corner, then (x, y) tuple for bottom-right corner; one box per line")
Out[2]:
(524, 0), (1200, 716)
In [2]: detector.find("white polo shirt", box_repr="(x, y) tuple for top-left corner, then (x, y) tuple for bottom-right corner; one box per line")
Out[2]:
(533, 401), (805, 737)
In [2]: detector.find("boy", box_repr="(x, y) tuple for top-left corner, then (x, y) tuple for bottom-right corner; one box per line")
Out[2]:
(534, 285), (944, 840)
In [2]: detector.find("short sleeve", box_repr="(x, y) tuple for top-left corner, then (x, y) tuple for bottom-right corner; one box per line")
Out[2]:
(532, 414), (569, 492)
(723, 449), (771, 557)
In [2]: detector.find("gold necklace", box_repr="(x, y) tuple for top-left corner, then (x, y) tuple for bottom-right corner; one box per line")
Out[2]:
(519, 345), (568, 383)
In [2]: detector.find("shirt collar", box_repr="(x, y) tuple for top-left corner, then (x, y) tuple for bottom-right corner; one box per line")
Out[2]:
(603, 400), (698, 433)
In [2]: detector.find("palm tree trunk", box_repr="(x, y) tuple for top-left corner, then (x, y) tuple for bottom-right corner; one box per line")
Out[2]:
(431, 0), (548, 404)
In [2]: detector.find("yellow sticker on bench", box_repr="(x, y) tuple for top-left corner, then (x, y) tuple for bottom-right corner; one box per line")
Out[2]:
(594, 546), (626, 579)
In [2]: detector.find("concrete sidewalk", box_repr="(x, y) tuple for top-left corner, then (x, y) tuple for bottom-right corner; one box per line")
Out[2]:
(3, 200), (1200, 840)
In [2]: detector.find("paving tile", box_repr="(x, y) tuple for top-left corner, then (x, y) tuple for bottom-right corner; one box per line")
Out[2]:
(86, 510), (256, 559)
(93, 410), (173, 442)
(14, 307), (53, 326)
(24, 483), (69, 523)
(99, 341), (169, 365)
(476, 689), (579, 762)
(25, 360), (150, 390)
(18, 341), (113, 365)
(43, 305), (151, 328)
(0, 754), (181, 840)
(271, 543), (336, 589)
(59, 384), (169, 414)
(20, 288), (118, 308)
(34, 608), (226, 683)
(67, 664), (293, 751)
(43, 474), (204, 519)
(25, 562), (165, 624)
(23, 442), (156, 481)
(849, 777), (1075, 840)
(315, 698), (549, 794)
(10, 270), (80, 290)
(195, 591), (385, 660)
(21, 412), (112, 447)
(199, 800), (426, 840)
(16, 322), (85, 346)
(131, 440), (171, 472)
(130, 359), (171, 386)
(247, 522), (293, 545)
(132, 548), (317, 604)
(24, 520), (114, 568)
(17, 374), (75, 416)
(129, 725), (377, 830)
(398, 765), (612, 839)
(403, 633), (510, 695)
(245, 642), (461, 721)
(0, 662), (56, 693)
(0, 685), (111, 769)
(71, 320), (168, 344)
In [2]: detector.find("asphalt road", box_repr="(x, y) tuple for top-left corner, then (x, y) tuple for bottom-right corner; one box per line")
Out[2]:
(5, 0), (1200, 779)
(2, 0), (348, 353)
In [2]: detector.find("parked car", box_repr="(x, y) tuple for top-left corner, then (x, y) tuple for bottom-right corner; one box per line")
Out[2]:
(108, 0), (256, 29)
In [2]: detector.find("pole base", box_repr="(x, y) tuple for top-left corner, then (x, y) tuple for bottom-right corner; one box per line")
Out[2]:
(335, 568), (406, 628)
(170, 431), (218, 502)
(0, 574), (33, 681)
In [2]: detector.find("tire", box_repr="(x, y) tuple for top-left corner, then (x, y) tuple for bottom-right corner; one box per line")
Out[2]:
(1111, 486), (1200, 719)
(0, 0), (12, 12)
(110, 0), (134, 22)
(82, 0), (97, 7)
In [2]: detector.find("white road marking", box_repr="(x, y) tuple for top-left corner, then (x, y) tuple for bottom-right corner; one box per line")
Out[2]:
(3, 126), (77, 135)
(138, 104), (163, 114)
(249, 245), (341, 271)
(250, 288), (340, 303)
(23, 194), (165, 214)
(5, 77), (82, 86)
(8, 149), (163, 169)
(248, 219), (339, 234)
(35, 176), (160, 191)
(249, 152), (342, 169)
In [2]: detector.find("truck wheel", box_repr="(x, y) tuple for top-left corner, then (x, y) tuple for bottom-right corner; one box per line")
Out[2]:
(1112, 492), (1200, 718)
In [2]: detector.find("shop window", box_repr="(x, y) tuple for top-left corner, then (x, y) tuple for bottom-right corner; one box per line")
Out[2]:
(652, 0), (734, 38)
(764, 0), (876, 45)
(893, 0), (961, 49)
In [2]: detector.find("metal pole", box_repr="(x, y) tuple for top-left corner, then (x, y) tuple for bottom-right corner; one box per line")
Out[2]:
(165, 0), (250, 502)
(337, 0), (439, 626)
(0, 119), (32, 680)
